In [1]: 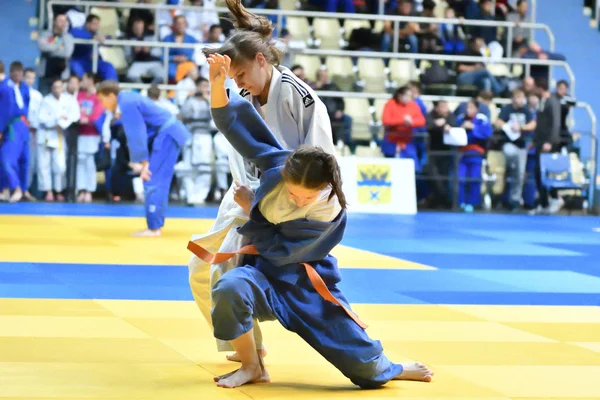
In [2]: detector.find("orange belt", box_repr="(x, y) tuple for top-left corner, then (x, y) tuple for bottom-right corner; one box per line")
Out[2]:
(187, 241), (368, 329)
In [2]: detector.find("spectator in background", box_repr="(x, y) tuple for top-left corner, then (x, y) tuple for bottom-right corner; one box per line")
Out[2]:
(179, 77), (230, 204)
(447, 0), (478, 17)
(126, 0), (156, 37)
(555, 80), (575, 150)
(38, 14), (74, 94)
(125, 18), (166, 84)
(158, 0), (182, 39)
(24, 68), (43, 195)
(185, 0), (221, 42)
(70, 14), (119, 81)
(0, 62), (32, 203)
(456, 100), (493, 212)
(426, 100), (456, 208)
(521, 42), (566, 81)
(522, 91), (539, 209)
(381, 86), (426, 161)
(408, 81), (428, 172)
(440, 7), (466, 55)
(163, 15), (198, 82)
(63, 74), (81, 201)
(174, 63), (199, 107)
(495, 88), (536, 211)
(417, 0), (442, 54)
(291, 64), (316, 89)
(147, 85), (180, 116)
(66, 75), (80, 98)
(468, 0), (502, 56)
(533, 78), (563, 214)
(315, 69), (354, 153)
(455, 90), (492, 120)
(37, 78), (80, 202)
(456, 37), (504, 95)
(507, 0), (531, 57)
(382, 0), (420, 55)
(522, 76), (536, 95)
(76, 72), (107, 203)
(205, 24), (224, 44)
(0, 61), (5, 81)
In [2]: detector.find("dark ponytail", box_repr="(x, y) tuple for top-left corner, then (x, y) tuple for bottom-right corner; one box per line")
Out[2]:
(282, 146), (347, 210)
(202, 0), (282, 67)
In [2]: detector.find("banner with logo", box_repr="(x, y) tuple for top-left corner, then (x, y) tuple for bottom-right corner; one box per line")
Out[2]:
(336, 157), (417, 215)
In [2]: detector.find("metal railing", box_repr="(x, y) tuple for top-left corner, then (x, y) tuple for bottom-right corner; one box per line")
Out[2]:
(117, 81), (597, 211)
(43, 0), (554, 60)
(70, 36), (576, 96)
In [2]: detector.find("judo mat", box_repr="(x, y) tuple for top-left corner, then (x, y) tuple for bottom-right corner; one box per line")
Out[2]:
(1, 202), (600, 400)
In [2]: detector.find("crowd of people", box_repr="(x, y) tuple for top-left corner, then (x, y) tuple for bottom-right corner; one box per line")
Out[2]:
(0, 0), (581, 215)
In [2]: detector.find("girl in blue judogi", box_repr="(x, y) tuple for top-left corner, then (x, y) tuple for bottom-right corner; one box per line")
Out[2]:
(196, 54), (434, 389)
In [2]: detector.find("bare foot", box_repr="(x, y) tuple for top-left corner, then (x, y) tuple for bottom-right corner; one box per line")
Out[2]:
(131, 229), (161, 237)
(9, 188), (23, 203)
(215, 364), (270, 388)
(227, 347), (267, 363)
(0, 188), (8, 201)
(392, 362), (434, 382)
(45, 191), (54, 202)
(23, 191), (36, 202)
(56, 193), (65, 202)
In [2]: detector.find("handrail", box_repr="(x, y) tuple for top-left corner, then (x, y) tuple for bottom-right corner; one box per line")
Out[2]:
(70, 37), (576, 96)
(43, 0), (556, 54)
(117, 81), (596, 212)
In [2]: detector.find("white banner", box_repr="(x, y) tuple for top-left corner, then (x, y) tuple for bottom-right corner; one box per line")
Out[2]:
(337, 156), (417, 215)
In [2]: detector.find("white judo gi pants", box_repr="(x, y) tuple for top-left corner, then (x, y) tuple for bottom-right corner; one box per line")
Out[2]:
(182, 131), (230, 205)
(76, 135), (100, 193)
(37, 138), (66, 192)
(188, 147), (264, 351)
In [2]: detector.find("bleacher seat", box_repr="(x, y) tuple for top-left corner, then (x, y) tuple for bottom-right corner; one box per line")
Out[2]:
(389, 59), (416, 87)
(357, 58), (386, 91)
(540, 153), (582, 191)
(292, 54), (321, 79)
(313, 18), (341, 49)
(90, 7), (120, 37)
(486, 150), (506, 195)
(286, 17), (311, 40)
(99, 46), (129, 75)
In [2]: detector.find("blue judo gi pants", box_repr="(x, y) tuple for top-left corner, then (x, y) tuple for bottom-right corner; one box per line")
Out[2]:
(212, 264), (403, 389)
(144, 131), (182, 230)
(458, 151), (483, 206)
(0, 118), (30, 191)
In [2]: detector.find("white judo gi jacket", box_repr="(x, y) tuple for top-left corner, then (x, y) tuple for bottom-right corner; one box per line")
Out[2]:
(188, 65), (335, 351)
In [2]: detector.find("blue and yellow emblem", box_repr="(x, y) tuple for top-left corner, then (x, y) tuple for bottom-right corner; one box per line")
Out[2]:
(357, 164), (392, 204)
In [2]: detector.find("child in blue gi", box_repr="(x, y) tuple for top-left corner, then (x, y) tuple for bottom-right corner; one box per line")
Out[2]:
(456, 100), (493, 212)
(96, 81), (190, 236)
(198, 53), (434, 389)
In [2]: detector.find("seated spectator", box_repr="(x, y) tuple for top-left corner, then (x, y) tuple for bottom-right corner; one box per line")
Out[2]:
(507, 0), (531, 57)
(521, 42), (567, 80)
(494, 0), (514, 20)
(455, 90), (493, 120)
(179, 77), (230, 204)
(495, 88), (536, 211)
(381, 86), (426, 161)
(126, 0), (155, 37)
(426, 100), (457, 209)
(158, 0), (181, 39)
(456, 100), (493, 212)
(456, 37), (505, 95)
(382, 0), (420, 55)
(448, 0), (478, 18)
(468, 0), (504, 57)
(440, 7), (466, 55)
(315, 69), (354, 153)
(38, 14), (74, 94)
(163, 15), (198, 82)
(184, 0), (220, 42)
(70, 14), (118, 81)
(205, 24), (224, 44)
(76, 72), (107, 203)
(125, 18), (166, 84)
(291, 64), (316, 89)
(37, 78), (81, 202)
(417, 0), (442, 54)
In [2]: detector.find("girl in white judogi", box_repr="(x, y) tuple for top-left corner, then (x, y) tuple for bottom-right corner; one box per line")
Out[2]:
(24, 68), (43, 197)
(37, 78), (80, 201)
(179, 77), (230, 205)
(188, 0), (334, 362)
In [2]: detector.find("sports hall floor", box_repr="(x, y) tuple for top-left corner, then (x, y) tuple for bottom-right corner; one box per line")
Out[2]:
(1, 202), (599, 400)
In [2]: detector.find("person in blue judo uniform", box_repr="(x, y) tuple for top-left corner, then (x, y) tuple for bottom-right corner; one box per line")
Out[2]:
(195, 53), (434, 389)
(0, 62), (35, 203)
(456, 100), (493, 212)
(96, 81), (190, 236)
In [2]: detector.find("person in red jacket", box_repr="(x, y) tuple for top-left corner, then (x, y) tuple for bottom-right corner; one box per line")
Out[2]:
(381, 86), (426, 160)
(76, 72), (107, 203)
